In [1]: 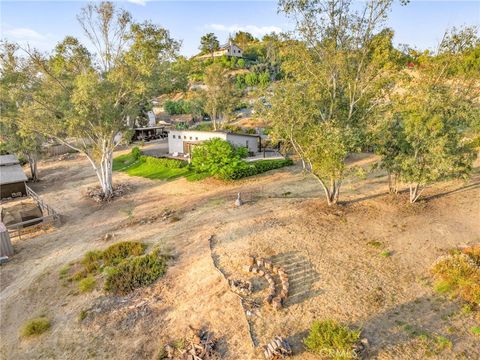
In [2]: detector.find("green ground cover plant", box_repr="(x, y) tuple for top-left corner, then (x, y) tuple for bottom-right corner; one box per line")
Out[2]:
(431, 245), (480, 305)
(64, 241), (169, 295)
(21, 317), (51, 337)
(303, 320), (361, 360)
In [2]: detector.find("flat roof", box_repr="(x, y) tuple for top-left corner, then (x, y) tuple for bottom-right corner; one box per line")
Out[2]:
(0, 154), (20, 166)
(168, 129), (260, 138)
(0, 164), (28, 185)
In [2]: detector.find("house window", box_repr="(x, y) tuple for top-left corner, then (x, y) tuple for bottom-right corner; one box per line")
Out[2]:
(172, 135), (176, 139)
(190, 136), (192, 140)
(184, 135), (187, 139)
(195, 137), (198, 140)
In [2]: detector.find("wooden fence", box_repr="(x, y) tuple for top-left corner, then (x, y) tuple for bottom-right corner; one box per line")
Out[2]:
(6, 186), (60, 239)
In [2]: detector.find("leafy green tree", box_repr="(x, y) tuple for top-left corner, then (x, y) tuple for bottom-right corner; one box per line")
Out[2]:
(266, 0), (400, 205)
(199, 33), (220, 57)
(15, 1), (179, 199)
(0, 41), (44, 181)
(204, 63), (237, 130)
(374, 27), (480, 203)
(232, 31), (257, 49)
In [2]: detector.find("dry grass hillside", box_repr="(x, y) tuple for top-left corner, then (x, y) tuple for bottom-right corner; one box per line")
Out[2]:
(0, 150), (479, 360)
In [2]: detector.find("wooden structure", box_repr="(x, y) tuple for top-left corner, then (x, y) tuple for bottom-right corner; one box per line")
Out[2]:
(5, 185), (60, 239)
(131, 126), (167, 142)
(0, 155), (27, 199)
(0, 222), (14, 258)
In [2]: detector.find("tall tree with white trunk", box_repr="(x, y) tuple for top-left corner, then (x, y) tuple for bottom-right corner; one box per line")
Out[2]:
(12, 1), (179, 199)
(266, 0), (401, 205)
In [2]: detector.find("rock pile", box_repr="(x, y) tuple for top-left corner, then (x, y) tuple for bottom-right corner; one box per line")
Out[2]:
(228, 279), (253, 297)
(163, 327), (219, 360)
(263, 336), (292, 359)
(243, 256), (289, 310)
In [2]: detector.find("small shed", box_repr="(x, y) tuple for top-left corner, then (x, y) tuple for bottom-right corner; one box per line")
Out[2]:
(0, 155), (28, 200)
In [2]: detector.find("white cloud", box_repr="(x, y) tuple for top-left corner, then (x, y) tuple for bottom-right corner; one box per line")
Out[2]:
(127, 0), (147, 6)
(205, 24), (283, 37)
(2, 27), (47, 41)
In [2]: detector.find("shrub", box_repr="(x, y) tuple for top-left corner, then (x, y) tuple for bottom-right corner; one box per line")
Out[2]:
(78, 276), (96, 293)
(245, 72), (258, 86)
(21, 317), (51, 337)
(258, 72), (270, 87)
(471, 326), (480, 336)
(104, 250), (169, 295)
(217, 158), (293, 180)
(236, 146), (249, 159)
(78, 310), (88, 321)
(191, 138), (243, 175)
(304, 320), (361, 360)
(81, 250), (103, 273)
(131, 146), (141, 160)
(102, 241), (146, 266)
(431, 247), (480, 305)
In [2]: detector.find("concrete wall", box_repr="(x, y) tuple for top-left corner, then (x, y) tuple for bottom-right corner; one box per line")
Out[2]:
(167, 131), (259, 154)
(226, 134), (259, 153)
(168, 131), (227, 154)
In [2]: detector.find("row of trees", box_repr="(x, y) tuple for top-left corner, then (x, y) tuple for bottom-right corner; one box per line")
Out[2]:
(264, 0), (479, 204)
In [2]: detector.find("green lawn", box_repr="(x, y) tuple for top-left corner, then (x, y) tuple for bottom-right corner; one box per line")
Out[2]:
(113, 154), (209, 181)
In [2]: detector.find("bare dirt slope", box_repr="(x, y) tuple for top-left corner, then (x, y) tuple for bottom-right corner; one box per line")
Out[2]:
(1, 152), (479, 360)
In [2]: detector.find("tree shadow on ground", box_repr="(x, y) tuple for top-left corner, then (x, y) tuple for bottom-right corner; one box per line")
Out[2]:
(425, 182), (480, 201)
(270, 251), (323, 307)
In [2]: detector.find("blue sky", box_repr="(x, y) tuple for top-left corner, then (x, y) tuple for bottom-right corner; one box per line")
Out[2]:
(1, 1), (479, 57)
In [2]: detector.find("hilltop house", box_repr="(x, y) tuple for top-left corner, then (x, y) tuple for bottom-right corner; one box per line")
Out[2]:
(196, 42), (243, 60)
(168, 130), (260, 156)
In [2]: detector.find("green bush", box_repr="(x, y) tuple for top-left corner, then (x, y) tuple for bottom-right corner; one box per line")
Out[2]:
(78, 276), (96, 293)
(258, 72), (270, 87)
(131, 146), (141, 160)
(21, 317), (51, 337)
(245, 72), (258, 86)
(102, 241), (146, 266)
(218, 158), (293, 180)
(191, 138), (244, 175)
(237, 58), (246, 68)
(140, 156), (187, 169)
(304, 320), (361, 360)
(104, 250), (169, 295)
(81, 250), (103, 273)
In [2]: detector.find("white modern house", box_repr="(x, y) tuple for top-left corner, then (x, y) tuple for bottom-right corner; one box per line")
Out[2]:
(167, 130), (260, 156)
(196, 42), (243, 60)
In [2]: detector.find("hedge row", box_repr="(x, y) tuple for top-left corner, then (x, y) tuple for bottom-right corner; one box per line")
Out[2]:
(140, 156), (188, 169)
(218, 158), (293, 180)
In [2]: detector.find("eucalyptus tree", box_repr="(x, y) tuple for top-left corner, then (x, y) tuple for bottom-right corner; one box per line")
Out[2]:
(199, 33), (220, 58)
(16, 1), (180, 199)
(204, 63), (237, 130)
(0, 41), (44, 181)
(266, 0), (401, 205)
(374, 27), (480, 203)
